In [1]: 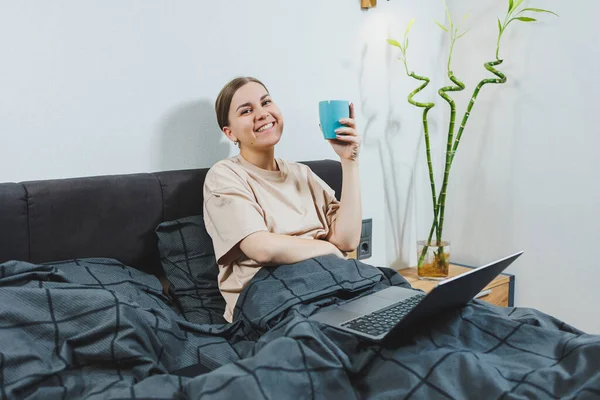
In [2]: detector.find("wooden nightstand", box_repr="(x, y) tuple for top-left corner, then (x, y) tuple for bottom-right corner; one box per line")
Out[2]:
(398, 264), (515, 307)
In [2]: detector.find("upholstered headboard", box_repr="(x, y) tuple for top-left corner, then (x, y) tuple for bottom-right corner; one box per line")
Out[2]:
(0, 160), (342, 277)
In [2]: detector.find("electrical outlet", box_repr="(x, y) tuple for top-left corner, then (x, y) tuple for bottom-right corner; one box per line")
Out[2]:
(357, 218), (372, 260)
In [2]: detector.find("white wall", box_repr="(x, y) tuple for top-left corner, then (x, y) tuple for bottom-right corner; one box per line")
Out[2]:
(437, 0), (600, 333)
(0, 1), (447, 271)
(0, 0), (361, 181)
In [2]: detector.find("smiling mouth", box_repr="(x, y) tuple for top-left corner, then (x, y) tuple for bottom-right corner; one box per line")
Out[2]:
(255, 122), (274, 133)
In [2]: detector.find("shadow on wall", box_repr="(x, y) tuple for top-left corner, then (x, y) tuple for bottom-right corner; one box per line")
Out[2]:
(359, 42), (416, 270)
(154, 99), (230, 172)
(359, 25), (446, 270)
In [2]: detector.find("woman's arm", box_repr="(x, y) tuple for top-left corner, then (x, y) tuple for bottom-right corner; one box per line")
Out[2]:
(327, 159), (362, 252)
(325, 103), (362, 252)
(239, 231), (344, 265)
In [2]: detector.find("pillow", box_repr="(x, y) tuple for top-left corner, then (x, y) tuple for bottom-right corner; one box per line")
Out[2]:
(155, 215), (227, 325)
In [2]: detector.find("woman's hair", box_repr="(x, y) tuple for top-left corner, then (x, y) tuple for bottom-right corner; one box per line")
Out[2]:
(215, 76), (269, 130)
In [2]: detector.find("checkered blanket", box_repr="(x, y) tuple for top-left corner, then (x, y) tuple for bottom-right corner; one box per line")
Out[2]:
(1, 256), (599, 399)
(0, 258), (242, 399)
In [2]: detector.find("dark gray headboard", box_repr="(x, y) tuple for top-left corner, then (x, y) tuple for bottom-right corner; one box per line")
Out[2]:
(0, 160), (342, 277)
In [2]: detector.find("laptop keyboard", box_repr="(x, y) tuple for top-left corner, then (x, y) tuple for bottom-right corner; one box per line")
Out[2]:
(340, 293), (426, 337)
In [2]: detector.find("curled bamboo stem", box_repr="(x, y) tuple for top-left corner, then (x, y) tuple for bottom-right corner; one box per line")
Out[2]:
(452, 59), (507, 153)
(408, 73), (437, 224)
(407, 73), (439, 268)
(436, 71), (465, 245)
(419, 71), (465, 265)
(421, 60), (506, 265)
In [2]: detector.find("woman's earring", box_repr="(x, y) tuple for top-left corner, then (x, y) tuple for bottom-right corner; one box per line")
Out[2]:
(233, 139), (239, 147)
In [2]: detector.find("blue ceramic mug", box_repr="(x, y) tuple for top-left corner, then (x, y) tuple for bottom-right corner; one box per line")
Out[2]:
(319, 100), (350, 140)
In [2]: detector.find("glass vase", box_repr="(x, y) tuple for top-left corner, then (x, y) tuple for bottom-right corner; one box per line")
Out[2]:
(417, 240), (450, 280)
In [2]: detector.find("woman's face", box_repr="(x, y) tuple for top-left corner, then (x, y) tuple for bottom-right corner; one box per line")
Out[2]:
(224, 82), (284, 150)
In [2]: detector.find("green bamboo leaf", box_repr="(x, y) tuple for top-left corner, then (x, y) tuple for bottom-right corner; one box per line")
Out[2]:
(509, 0), (514, 13)
(459, 12), (470, 28)
(512, 0), (525, 13)
(514, 16), (537, 22)
(457, 29), (470, 39)
(520, 8), (558, 17)
(444, 2), (453, 27)
(405, 18), (415, 38)
(434, 19), (448, 32)
(387, 39), (402, 47)
(498, 18), (503, 33)
(405, 37), (409, 51)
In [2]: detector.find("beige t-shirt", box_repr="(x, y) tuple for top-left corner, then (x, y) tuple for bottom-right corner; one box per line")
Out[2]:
(203, 154), (340, 322)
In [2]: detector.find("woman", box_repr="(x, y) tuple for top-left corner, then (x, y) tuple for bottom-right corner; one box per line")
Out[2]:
(203, 76), (362, 323)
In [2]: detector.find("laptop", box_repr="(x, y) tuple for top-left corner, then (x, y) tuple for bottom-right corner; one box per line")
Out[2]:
(309, 251), (523, 342)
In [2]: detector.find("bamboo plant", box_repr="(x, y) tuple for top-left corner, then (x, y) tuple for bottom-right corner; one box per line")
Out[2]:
(387, 0), (557, 276)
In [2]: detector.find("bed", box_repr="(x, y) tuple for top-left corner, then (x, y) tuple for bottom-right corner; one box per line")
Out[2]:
(1, 160), (598, 399)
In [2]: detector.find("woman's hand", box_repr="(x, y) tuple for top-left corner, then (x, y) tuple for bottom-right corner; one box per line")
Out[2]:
(327, 103), (361, 162)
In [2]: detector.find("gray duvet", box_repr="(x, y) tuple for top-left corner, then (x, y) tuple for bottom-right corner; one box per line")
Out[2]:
(0, 256), (598, 399)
